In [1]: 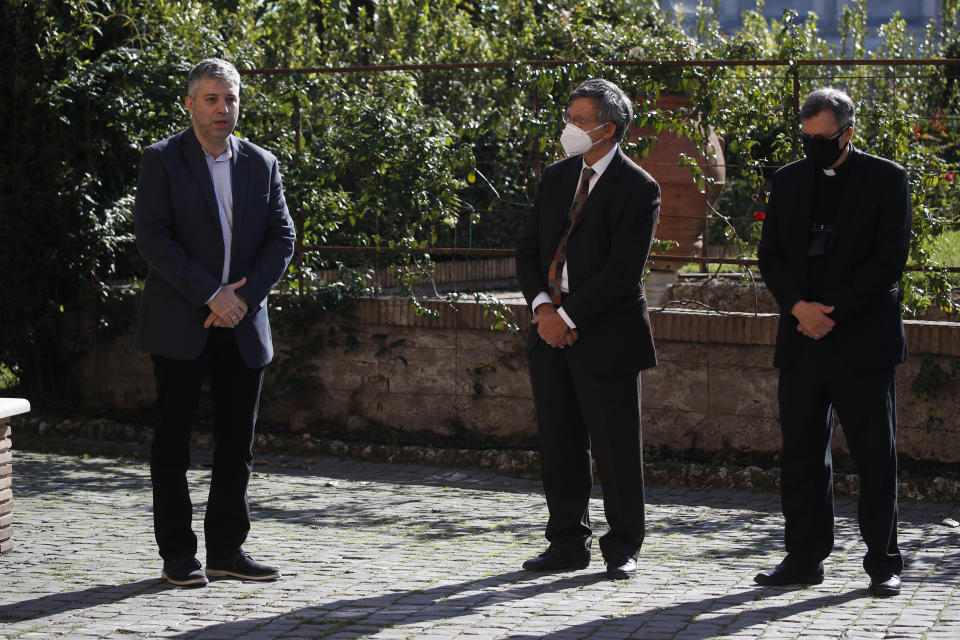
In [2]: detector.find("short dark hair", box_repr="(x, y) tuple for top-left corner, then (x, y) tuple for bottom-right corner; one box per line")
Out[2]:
(799, 88), (856, 130)
(187, 58), (241, 97)
(568, 78), (633, 143)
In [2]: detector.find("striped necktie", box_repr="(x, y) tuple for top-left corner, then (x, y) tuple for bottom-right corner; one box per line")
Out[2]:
(548, 167), (595, 305)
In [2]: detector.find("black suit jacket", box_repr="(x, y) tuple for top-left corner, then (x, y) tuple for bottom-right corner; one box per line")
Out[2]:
(517, 148), (660, 376)
(134, 128), (296, 369)
(757, 145), (911, 371)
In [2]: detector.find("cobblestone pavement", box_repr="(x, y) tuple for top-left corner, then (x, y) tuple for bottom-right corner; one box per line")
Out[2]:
(2, 448), (960, 639)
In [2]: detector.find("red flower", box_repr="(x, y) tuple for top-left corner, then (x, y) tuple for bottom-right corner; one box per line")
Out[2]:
(947, 173), (955, 182)
(753, 211), (766, 221)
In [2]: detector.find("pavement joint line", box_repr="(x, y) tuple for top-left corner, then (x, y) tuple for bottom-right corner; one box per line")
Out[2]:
(1, 448), (959, 639)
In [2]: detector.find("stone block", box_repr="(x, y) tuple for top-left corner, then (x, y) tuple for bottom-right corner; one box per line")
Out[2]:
(708, 365), (779, 417)
(0, 450), (10, 465)
(0, 488), (10, 502)
(379, 346), (458, 395)
(652, 340), (708, 364)
(642, 408), (708, 451)
(457, 328), (527, 353)
(384, 327), (458, 351)
(456, 349), (532, 399)
(309, 354), (380, 392)
(642, 360), (709, 413)
(0, 511), (11, 528)
(709, 343), (775, 368)
(0, 476), (9, 491)
(0, 538), (11, 554)
(452, 396), (537, 443)
(367, 393), (464, 437)
(704, 415), (782, 452)
(0, 436), (9, 454)
(0, 424), (9, 438)
(0, 501), (10, 517)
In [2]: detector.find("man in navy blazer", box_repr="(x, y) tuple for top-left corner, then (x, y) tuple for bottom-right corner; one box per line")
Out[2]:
(517, 79), (660, 579)
(757, 88), (911, 597)
(135, 58), (295, 587)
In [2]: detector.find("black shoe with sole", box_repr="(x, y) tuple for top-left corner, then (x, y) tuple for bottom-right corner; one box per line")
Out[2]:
(206, 550), (281, 581)
(868, 573), (901, 597)
(162, 556), (209, 587)
(522, 548), (590, 572)
(754, 559), (824, 586)
(605, 556), (637, 580)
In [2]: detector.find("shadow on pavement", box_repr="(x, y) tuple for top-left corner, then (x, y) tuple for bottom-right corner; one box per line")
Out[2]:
(0, 579), (173, 623)
(163, 569), (609, 638)
(159, 571), (866, 640)
(502, 587), (866, 639)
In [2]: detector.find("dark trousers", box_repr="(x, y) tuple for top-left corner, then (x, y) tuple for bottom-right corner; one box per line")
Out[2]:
(150, 328), (265, 562)
(527, 341), (645, 561)
(778, 339), (902, 578)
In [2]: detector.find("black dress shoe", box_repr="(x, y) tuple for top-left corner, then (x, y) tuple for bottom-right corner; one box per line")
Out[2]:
(206, 550), (280, 581)
(868, 573), (901, 597)
(522, 548), (590, 572)
(605, 556), (637, 580)
(754, 560), (824, 586)
(162, 556), (208, 587)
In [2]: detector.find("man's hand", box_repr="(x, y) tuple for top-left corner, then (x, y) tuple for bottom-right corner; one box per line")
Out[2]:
(204, 277), (248, 328)
(791, 300), (836, 340)
(531, 303), (576, 348)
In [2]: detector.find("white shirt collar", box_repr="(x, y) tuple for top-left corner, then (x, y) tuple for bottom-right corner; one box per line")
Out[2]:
(583, 144), (618, 177)
(202, 140), (233, 162)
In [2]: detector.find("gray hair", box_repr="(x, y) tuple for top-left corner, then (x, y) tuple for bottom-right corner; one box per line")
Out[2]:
(569, 78), (634, 143)
(187, 58), (241, 97)
(799, 88), (856, 130)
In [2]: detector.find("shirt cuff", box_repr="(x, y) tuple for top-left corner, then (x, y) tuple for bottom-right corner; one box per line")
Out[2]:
(531, 291), (553, 314)
(204, 286), (223, 306)
(557, 306), (576, 329)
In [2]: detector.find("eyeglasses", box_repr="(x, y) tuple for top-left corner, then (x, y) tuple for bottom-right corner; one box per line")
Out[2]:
(799, 125), (850, 142)
(562, 112), (600, 126)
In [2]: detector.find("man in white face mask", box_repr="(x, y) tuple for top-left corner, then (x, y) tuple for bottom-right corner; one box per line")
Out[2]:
(516, 78), (661, 580)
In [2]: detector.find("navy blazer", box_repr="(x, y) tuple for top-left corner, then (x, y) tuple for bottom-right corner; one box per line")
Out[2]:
(758, 145), (912, 371)
(134, 127), (296, 368)
(516, 148), (661, 376)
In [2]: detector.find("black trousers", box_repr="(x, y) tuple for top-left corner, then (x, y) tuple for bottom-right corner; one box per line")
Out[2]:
(778, 339), (902, 578)
(527, 341), (645, 561)
(150, 328), (265, 562)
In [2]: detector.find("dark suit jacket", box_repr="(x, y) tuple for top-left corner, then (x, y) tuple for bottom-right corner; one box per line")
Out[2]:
(134, 127), (296, 369)
(757, 145), (911, 371)
(516, 148), (660, 376)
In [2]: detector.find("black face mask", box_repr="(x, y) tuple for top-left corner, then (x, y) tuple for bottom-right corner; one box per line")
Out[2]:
(801, 128), (850, 169)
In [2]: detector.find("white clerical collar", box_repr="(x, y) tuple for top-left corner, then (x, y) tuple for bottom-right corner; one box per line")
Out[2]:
(822, 168), (836, 176)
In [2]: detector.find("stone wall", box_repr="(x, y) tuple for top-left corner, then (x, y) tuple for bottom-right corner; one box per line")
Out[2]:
(65, 296), (960, 463)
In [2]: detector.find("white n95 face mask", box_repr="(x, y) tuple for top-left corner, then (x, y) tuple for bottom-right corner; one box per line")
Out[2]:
(559, 122), (608, 156)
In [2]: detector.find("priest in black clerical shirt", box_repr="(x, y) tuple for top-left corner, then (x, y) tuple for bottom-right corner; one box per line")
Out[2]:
(756, 88), (912, 597)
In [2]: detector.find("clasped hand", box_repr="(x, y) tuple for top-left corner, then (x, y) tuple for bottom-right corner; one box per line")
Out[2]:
(204, 277), (248, 329)
(791, 300), (836, 340)
(531, 303), (579, 348)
